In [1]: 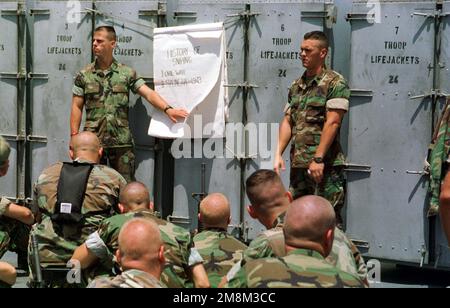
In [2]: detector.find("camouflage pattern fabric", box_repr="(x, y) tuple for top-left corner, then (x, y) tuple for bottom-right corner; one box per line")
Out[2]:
(289, 167), (345, 224)
(0, 198), (30, 259)
(193, 229), (247, 288)
(97, 209), (195, 288)
(88, 269), (166, 288)
(72, 59), (145, 149)
(100, 147), (135, 183)
(29, 161), (125, 268)
(226, 248), (365, 288)
(243, 214), (367, 285)
(287, 69), (350, 169)
(428, 98), (450, 217)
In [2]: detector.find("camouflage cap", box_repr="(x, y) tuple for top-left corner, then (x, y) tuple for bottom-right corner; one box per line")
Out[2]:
(0, 136), (11, 164)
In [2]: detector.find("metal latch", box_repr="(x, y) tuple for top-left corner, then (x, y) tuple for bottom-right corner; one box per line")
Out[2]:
(350, 89), (374, 98)
(413, 10), (450, 19)
(410, 89), (449, 100)
(167, 215), (191, 226)
(227, 10), (260, 19)
(0, 71), (26, 80)
(139, 9), (166, 18)
(351, 239), (370, 253)
(419, 245), (427, 267)
(1, 134), (26, 142)
(28, 73), (49, 80)
(346, 13), (376, 22)
(4, 196), (33, 206)
(344, 163), (372, 173)
(224, 82), (259, 91)
(406, 170), (429, 176)
(29, 9), (50, 16)
(301, 5), (337, 29)
(27, 135), (48, 143)
(173, 11), (197, 19)
(1, 8), (26, 16)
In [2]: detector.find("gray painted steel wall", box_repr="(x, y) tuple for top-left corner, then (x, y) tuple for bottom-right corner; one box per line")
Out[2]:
(346, 0), (448, 267)
(0, 1), (21, 202)
(30, 0), (93, 194)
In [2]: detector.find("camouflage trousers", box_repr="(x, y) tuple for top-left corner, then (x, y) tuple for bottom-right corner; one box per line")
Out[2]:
(101, 147), (135, 183)
(289, 166), (345, 226)
(0, 217), (30, 258)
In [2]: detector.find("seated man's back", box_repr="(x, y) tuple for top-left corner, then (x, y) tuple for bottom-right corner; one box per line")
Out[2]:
(32, 162), (125, 264)
(95, 209), (196, 288)
(194, 193), (247, 287)
(29, 132), (126, 286)
(227, 248), (364, 288)
(226, 196), (365, 288)
(244, 226), (368, 285)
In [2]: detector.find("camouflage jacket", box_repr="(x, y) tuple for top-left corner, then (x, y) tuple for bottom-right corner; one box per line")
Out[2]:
(428, 98), (450, 216)
(193, 228), (247, 288)
(243, 226), (368, 285)
(95, 209), (195, 288)
(88, 269), (166, 288)
(287, 69), (350, 168)
(0, 197), (11, 217)
(226, 248), (365, 288)
(30, 161), (126, 265)
(72, 59), (146, 148)
(0, 198), (12, 255)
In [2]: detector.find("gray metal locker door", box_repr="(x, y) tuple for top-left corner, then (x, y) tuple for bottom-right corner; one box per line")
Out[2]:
(434, 0), (450, 268)
(29, 0), (93, 190)
(346, 1), (436, 264)
(245, 1), (328, 239)
(94, 0), (159, 195)
(169, 0), (245, 231)
(0, 1), (21, 202)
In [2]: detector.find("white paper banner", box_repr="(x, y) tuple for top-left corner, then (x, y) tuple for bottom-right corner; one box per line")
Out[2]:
(148, 22), (228, 139)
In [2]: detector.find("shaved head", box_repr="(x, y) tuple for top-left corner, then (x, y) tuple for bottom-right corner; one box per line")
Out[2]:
(245, 170), (290, 228)
(70, 132), (102, 162)
(120, 182), (151, 211)
(118, 218), (163, 273)
(284, 196), (336, 249)
(199, 193), (230, 229)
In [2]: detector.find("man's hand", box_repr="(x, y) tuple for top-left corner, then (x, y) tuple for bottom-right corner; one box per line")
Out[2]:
(166, 108), (189, 123)
(309, 161), (324, 184)
(274, 154), (286, 175)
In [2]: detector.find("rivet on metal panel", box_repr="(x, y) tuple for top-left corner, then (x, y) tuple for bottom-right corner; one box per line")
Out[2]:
(381, 168), (384, 172)
(392, 246), (395, 250)
(379, 244), (382, 248)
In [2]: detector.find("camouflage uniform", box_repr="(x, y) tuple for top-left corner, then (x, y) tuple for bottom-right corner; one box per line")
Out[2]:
(241, 212), (368, 285)
(226, 248), (365, 288)
(287, 69), (350, 224)
(88, 209), (201, 288)
(72, 59), (146, 182)
(88, 269), (166, 288)
(0, 197), (30, 260)
(28, 160), (126, 286)
(428, 98), (450, 216)
(193, 228), (247, 288)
